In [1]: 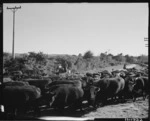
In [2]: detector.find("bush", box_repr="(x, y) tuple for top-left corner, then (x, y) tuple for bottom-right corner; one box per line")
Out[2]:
(83, 50), (94, 60)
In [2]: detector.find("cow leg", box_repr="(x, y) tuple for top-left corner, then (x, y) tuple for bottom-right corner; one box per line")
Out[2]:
(4, 106), (11, 120)
(121, 92), (127, 102)
(146, 95), (149, 99)
(132, 94), (136, 102)
(93, 98), (98, 108)
(92, 100), (99, 109)
(118, 93), (125, 103)
(112, 96), (117, 102)
(71, 99), (83, 112)
(34, 106), (41, 116)
(14, 108), (18, 117)
(78, 100), (83, 111)
(143, 91), (146, 100)
(100, 97), (107, 106)
(95, 95), (104, 107)
(16, 106), (24, 116)
(95, 94), (103, 107)
(120, 95), (126, 103)
(8, 107), (17, 119)
(32, 101), (41, 117)
(58, 106), (65, 115)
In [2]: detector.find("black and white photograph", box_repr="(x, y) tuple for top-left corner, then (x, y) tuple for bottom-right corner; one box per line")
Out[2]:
(1, 3), (149, 120)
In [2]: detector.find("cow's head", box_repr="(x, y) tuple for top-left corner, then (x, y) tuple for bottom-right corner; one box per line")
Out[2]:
(132, 77), (144, 92)
(119, 72), (126, 78)
(81, 76), (93, 88)
(84, 86), (100, 107)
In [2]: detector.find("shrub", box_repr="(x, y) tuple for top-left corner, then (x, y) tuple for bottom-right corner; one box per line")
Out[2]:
(83, 50), (94, 60)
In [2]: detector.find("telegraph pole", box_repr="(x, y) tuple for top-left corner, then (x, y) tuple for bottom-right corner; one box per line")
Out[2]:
(7, 6), (21, 59)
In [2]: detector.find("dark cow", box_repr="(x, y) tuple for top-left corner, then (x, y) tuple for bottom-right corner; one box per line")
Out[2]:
(3, 85), (41, 116)
(132, 76), (149, 101)
(121, 75), (135, 100)
(48, 83), (84, 111)
(22, 79), (52, 95)
(141, 76), (149, 93)
(83, 85), (100, 107)
(93, 76), (125, 106)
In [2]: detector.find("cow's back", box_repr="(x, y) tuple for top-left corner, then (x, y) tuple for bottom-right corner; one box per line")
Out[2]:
(4, 81), (29, 86)
(23, 79), (52, 93)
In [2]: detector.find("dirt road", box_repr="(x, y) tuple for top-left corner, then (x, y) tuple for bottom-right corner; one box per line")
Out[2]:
(82, 98), (149, 118)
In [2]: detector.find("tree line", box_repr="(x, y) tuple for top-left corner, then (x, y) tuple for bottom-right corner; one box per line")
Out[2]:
(3, 51), (148, 78)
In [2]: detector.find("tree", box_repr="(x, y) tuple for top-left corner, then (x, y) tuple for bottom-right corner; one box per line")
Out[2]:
(137, 55), (148, 64)
(113, 53), (126, 62)
(125, 55), (135, 63)
(4, 56), (28, 73)
(28, 51), (47, 65)
(83, 50), (93, 60)
(100, 53), (107, 61)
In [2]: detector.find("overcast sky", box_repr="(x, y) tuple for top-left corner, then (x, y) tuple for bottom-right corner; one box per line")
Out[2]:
(3, 3), (148, 56)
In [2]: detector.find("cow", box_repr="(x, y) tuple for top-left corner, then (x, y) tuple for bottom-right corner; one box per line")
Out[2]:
(83, 85), (100, 107)
(132, 76), (149, 101)
(3, 85), (41, 117)
(48, 83), (84, 111)
(93, 76), (125, 106)
(121, 75), (136, 100)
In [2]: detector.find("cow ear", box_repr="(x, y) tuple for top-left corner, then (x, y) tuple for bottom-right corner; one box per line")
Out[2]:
(96, 87), (100, 92)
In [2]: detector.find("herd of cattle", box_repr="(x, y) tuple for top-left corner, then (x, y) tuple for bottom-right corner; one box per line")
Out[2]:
(1, 65), (149, 118)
